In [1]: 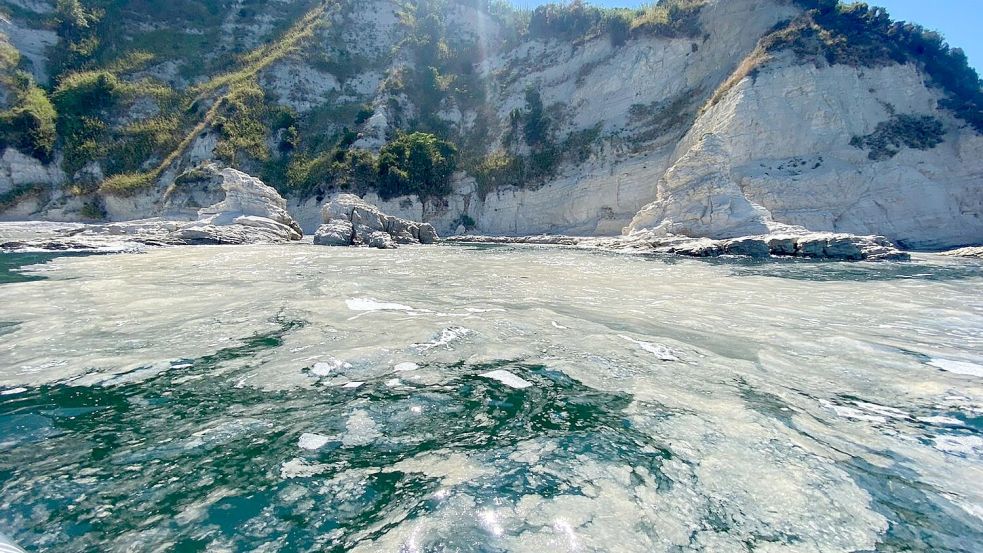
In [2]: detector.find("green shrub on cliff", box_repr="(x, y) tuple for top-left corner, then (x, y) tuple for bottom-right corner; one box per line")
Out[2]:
(526, 0), (706, 46)
(0, 84), (58, 161)
(213, 80), (272, 166)
(279, 141), (379, 197)
(378, 132), (458, 200)
(773, 1), (982, 132)
(1, 35), (57, 160)
(50, 0), (105, 76)
(850, 113), (945, 160)
(52, 71), (122, 172)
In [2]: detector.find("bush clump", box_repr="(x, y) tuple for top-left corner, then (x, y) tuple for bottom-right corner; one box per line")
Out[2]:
(476, 87), (601, 197)
(378, 132), (458, 200)
(213, 80), (273, 166)
(769, 1), (982, 132)
(0, 84), (58, 161)
(527, 0), (706, 46)
(850, 113), (945, 160)
(0, 39), (58, 161)
(99, 171), (154, 196)
(281, 147), (377, 197)
(52, 71), (125, 172)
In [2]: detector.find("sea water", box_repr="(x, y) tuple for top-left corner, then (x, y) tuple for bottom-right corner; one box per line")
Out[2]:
(0, 244), (980, 552)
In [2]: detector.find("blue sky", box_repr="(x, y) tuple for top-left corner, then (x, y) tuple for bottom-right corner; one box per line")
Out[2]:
(509, 1), (983, 72)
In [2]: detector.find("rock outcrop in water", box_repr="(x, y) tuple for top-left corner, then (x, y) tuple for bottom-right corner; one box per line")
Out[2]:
(448, 229), (910, 261)
(314, 194), (437, 249)
(170, 167), (303, 245)
(0, 168), (302, 251)
(940, 246), (983, 259)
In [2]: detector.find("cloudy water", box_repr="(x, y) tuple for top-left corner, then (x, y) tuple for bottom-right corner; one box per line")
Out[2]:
(0, 244), (981, 552)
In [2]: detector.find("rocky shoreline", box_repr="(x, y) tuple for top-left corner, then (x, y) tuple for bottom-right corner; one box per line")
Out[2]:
(2, 167), (979, 262)
(447, 230), (913, 261)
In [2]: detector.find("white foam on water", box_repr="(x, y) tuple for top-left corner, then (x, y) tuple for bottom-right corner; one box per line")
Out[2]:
(412, 327), (472, 351)
(820, 400), (888, 423)
(298, 433), (332, 450)
(0, 387), (27, 396)
(933, 435), (983, 457)
(183, 418), (270, 450)
(394, 362), (419, 372)
(311, 358), (351, 377)
(917, 416), (965, 426)
(2, 240), (981, 551)
(619, 335), (679, 361)
(280, 458), (329, 479)
(928, 358), (983, 377)
(342, 410), (381, 447)
(479, 370), (533, 389)
(956, 500), (983, 523)
(479, 510), (504, 537)
(341, 381), (364, 389)
(551, 321), (568, 329)
(852, 401), (911, 420)
(345, 298), (413, 312)
(392, 452), (494, 487)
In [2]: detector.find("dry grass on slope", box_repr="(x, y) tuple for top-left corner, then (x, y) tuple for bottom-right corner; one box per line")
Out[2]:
(100, 1), (332, 196)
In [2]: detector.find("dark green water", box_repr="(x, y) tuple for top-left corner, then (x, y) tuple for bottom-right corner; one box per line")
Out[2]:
(0, 252), (71, 284)
(0, 320), (665, 551)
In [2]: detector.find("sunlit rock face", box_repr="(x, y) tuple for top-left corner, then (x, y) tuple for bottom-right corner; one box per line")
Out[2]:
(344, 0), (982, 247)
(171, 168), (303, 244)
(674, 59), (983, 250)
(941, 246), (983, 259)
(315, 194), (438, 248)
(0, 244), (981, 551)
(625, 134), (772, 239)
(0, 169), (302, 250)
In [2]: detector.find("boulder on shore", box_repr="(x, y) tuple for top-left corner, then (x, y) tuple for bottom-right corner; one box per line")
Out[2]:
(445, 230), (910, 261)
(939, 246), (983, 259)
(169, 168), (303, 244)
(0, 168), (303, 251)
(313, 220), (354, 246)
(313, 194), (438, 249)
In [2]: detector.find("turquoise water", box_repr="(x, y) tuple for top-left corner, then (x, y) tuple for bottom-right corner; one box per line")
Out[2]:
(0, 252), (77, 284)
(0, 246), (981, 552)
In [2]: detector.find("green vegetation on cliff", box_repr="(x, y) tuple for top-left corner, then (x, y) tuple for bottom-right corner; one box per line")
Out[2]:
(0, 81), (57, 162)
(378, 132), (458, 200)
(0, 41), (57, 161)
(850, 112), (945, 160)
(0, 0), (979, 207)
(772, 1), (982, 131)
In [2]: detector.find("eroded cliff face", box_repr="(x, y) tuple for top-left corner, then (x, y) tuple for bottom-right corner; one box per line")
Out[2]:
(1, 0), (980, 248)
(645, 56), (983, 249)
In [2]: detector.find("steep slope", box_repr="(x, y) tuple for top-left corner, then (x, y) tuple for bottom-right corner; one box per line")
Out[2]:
(0, 0), (980, 248)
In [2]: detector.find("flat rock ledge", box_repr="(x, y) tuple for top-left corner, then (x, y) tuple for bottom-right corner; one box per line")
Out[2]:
(446, 231), (911, 261)
(939, 246), (983, 259)
(313, 194), (437, 249)
(1, 168), (303, 252)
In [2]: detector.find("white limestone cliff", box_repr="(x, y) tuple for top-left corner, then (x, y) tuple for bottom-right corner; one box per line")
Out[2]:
(647, 55), (983, 249)
(0, 0), (979, 250)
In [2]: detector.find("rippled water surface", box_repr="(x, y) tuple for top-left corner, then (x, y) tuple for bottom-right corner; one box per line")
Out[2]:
(0, 244), (981, 552)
